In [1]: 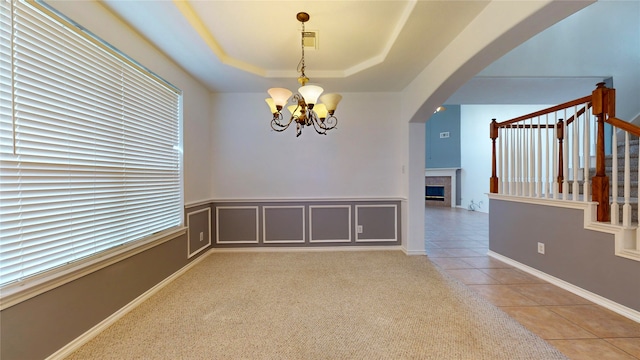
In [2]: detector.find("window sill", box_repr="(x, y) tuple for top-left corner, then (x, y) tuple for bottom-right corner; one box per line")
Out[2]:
(0, 227), (186, 311)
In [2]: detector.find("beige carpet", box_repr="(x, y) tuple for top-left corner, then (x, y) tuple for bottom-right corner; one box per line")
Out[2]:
(65, 251), (567, 359)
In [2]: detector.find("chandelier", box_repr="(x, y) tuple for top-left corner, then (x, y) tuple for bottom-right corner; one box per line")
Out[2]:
(265, 12), (342, 137)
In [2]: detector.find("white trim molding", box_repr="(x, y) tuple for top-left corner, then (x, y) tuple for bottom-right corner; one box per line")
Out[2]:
(309, 205), (352, 243)
(355, 204), (398, 242)
(425, 168), (459, 208)
(488, 193), (640, 262)
(215, 206), (260, 244)
(1, 227), (186, 311)
(45, 251), (211, 360)
(489, 251), (640, 323)
(187, 207), (212, 258)
(211, 246), (404, 253)
(262, 206), (306, 244)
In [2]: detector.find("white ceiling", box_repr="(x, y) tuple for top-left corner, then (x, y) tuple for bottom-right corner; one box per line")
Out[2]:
(99, 1), (634, 105)
(445, 77), (607, 105)
(101, 0), (490, 93)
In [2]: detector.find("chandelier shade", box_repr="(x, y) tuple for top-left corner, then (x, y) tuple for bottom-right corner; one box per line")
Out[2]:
(287, 104), (302, 118)
(298, 85), (324, 106)
(267, 88), (293, 109)
(265, 98), (278, 114)
(313, 104), (328, 119)
(265, 12), (342, 137)
(319, 93), (342, 113)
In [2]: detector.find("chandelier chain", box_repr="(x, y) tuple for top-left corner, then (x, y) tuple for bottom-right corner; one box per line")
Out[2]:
(297, 20), (306, 83)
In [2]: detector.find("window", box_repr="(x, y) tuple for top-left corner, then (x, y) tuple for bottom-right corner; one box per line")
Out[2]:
(0, 1), (183, 287)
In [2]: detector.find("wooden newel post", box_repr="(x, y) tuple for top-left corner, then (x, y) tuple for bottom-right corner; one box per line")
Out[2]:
(556, 119), (564, 193)
(591, 82), (610, 222)
(490, 119), (499, 193)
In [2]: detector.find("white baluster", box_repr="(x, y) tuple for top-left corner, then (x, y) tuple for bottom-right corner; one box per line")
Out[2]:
(572, 106), (580, 200)
(503, 126), (509, 195)
(524, 122), (528, 196)
(583, 105), (591, 202)
(611, 128), (619, 225)
(514, 125), (522, 195)
(523, 120), (528, 196)
(510, 125), (516, 195)
(520, 124), (523, 196)
(537, 115), (542, 197)
(522, 122), (527, 196)
(529, 118), (535, 197)
(552, 113), (558, 199)
(623, 132), (631, 227)
(546, 114), (552, 198)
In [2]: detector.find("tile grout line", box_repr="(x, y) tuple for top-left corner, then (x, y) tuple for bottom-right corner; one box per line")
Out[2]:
(425, 206), (640, 360)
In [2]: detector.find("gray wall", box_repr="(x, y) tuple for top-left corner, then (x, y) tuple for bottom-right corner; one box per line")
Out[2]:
(0, 198), (398, 359)
(213, 200), (401, 247)
(490, 199), (640, 312)
(425, 105), (461, 169)
(0, 206), (212, 360)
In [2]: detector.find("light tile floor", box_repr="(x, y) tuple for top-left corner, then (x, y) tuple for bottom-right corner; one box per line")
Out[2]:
(425, 206), (640, 360)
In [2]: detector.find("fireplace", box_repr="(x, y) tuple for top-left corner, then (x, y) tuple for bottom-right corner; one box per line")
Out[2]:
(424, 174), (452, 207)
(425, 185), (445, 201)
(425, 168), (459, 208)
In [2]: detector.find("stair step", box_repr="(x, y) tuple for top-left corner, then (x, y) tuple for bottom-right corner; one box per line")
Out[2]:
(551, 138), (640, 223)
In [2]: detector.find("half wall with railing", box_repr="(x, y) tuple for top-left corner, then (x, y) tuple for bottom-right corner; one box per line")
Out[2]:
(489, 83), (640, 261)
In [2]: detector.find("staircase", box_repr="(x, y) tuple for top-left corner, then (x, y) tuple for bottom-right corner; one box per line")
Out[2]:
(579, 138), (640, 224)
(607, 136), (640, 224)
(489, 83), (640, 261)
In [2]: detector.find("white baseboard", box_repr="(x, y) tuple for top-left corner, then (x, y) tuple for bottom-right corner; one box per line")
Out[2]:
(46, 252), (212, 360)
(488, 251), (640, 323)
(211, 245), (404, 253)
(404, 249), (428, 255)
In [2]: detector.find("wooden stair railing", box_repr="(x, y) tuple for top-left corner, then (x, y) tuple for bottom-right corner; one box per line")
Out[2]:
(490, 82), (640, 223)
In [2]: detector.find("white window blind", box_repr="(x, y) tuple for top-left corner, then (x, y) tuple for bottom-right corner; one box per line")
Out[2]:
(0, 0), (182, 286)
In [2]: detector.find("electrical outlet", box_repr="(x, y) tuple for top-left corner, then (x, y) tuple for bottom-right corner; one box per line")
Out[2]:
(439, 132), (450, 139)
(537, 242), (545, 254)
(199, 232), (204, 241)
(357, 225), (363, 234)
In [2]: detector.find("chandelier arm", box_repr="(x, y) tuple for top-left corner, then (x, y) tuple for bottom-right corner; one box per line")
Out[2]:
(322, 115), (338, 130)
(308, 111), (328, 135)
(271, 112), (294, 132)
(271, 121), (290, 132)
(292, 94), (304, 105)
(271, 111), (287, 127)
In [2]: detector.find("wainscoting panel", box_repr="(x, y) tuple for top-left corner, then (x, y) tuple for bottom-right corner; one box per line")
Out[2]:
(186, 207), (212, 257)
(216, 206), (259, 244)
(210, 200), (401, 248)
(355, 204), (398, 242)
(309, 205), (352, 243)
(263, 206), (305, 244)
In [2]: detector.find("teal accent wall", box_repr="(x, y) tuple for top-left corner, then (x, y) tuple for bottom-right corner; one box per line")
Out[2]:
(426, 105), (461, 168)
